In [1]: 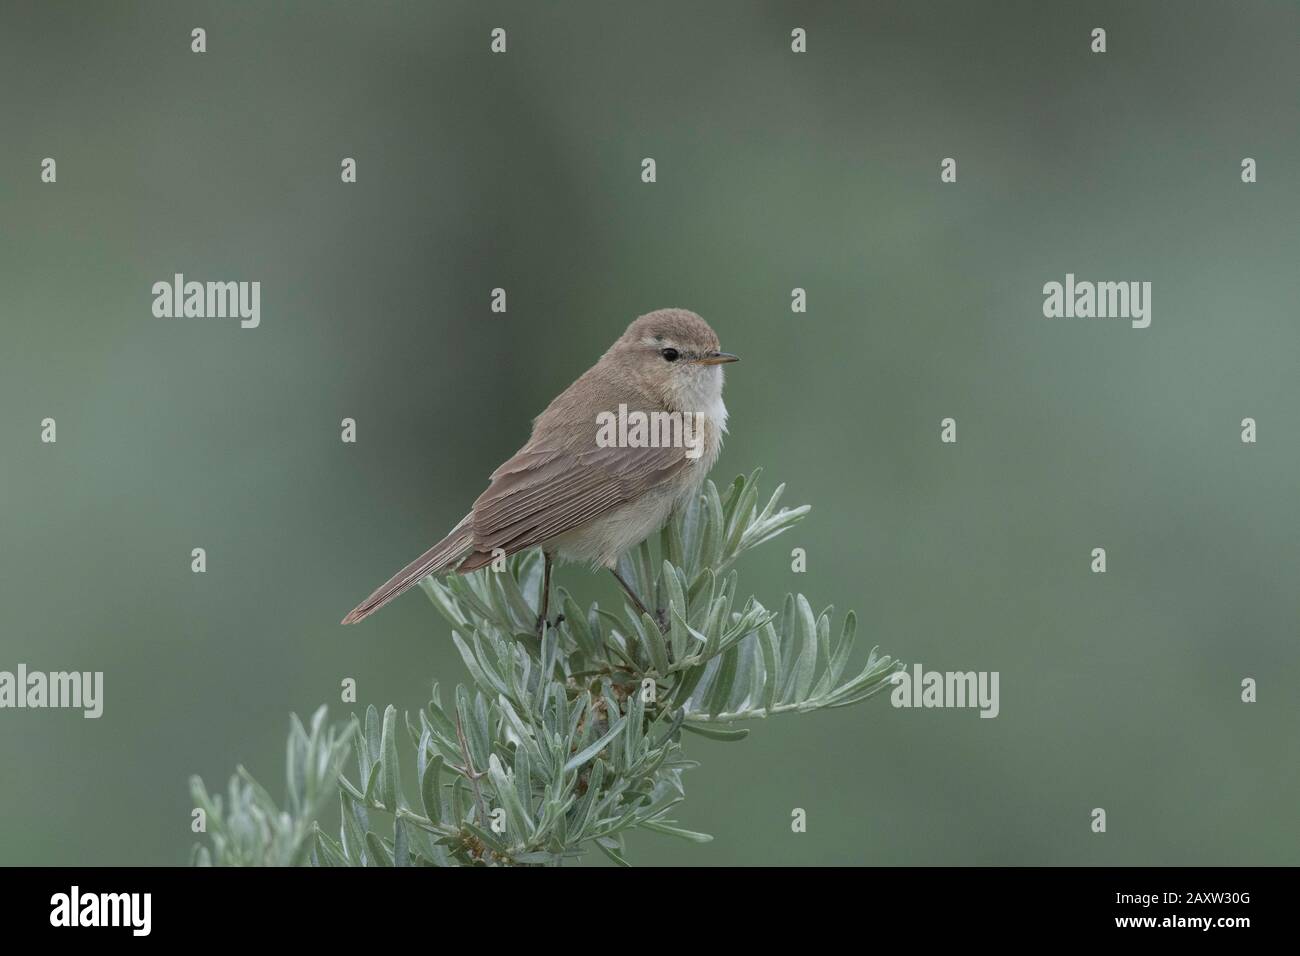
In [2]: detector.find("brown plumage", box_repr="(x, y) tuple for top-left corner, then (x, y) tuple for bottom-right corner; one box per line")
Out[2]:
(342, 308), (738, 626)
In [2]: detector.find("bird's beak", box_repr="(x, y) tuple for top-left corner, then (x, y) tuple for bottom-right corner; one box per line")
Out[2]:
(695, 351), (739, 365)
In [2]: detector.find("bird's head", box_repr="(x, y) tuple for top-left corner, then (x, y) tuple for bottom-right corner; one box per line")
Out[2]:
(609, 308), (738, 409)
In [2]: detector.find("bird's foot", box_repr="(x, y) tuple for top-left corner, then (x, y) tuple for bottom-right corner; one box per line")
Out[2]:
(534, 613), (565, 637)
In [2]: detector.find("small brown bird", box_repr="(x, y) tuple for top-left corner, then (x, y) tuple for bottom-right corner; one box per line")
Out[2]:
(342, 308), (738, 627)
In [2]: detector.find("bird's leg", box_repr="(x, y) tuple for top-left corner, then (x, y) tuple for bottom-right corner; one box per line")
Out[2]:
(536, 551), (555, 636)
(610, 567), (665, 632)
(533, 551), (566, 635)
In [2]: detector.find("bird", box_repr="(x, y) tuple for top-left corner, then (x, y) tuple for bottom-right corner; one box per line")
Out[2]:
(341, 308), (738, 628)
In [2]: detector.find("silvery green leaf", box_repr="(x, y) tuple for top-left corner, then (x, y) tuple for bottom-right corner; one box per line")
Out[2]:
(702, 480), (725, 567)
(642, 820), (714, 843)
(678, 490), (704, 575)
(544, 681), (570, 741)
(488, 753), (534, 841)
(420, 753), (443, 822)
(759, 618), (782, 712)
(514, 550), (544, 611)
(498, 695), (535, 752)
(286, 713), (306, 816)
(719, 473), (746, 525)
(512, 850), (560, 865)
(314, 828), (350, 867)
(453, 687), (481, 771)
(622, 691), (646, 765)
(810, 609), (835, 700)
(687, 564), (714, 616)
(451, 631), (502, 698)
(406, 821), (450, 867)
(448, 776), (466, 827)
(379, 704), (400, 810)
(722, 471), (761, 558)
(670, 653), (707, 706)
(823, 650), (903, 708)
(484, 570), (521, 630)
(709, 646), (739, 717)
(424, 695), (459, 749)
(420, 577), (469, 630)
(563, 716), (628, 773)
(668, 604), (709, 666)
(791, 595), (819, 702)
(471, 693), (492, 766)
(596, 839), (631, 867)
(362, 760), (381, 804)
(826, 611), (857, 690)
(659, 521), (678, 571)
(364, 831), (392, 867)
(661, 560), (688, 657)
(563, 592), (600, 660)
(701, 594), (726, 657)
(753, 481), (784, 524)
(337, 772), (366, 803)
(364, 704), (381, 765)
(565, 689), (588, 746)
(743, 634), (764, 710)
(681, 723), (749, 741)
(340, 792), (367, 865)
(639, 612), (671, 675)
(444, 575), (499, 628)
(634, 539), (656, 607)
(234, 766), (278, 817)
(740, 504), (810, 552)
(569, 760), (605, 841)
(404, 709), (422, 751)
(776, 593), (798, 690)
(495, 564), (538, 628)
(393, 817), (410, 867)
(514, 742), (533, 809)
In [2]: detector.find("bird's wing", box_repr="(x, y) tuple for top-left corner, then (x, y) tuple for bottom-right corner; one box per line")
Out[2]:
(458, 443), (691, 568)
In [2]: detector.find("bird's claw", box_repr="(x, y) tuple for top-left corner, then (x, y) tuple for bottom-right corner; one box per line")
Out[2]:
(534, 613), (565, 637)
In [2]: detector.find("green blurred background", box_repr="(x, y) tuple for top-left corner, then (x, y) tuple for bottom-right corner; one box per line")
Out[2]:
(1, 0), (1296, 865)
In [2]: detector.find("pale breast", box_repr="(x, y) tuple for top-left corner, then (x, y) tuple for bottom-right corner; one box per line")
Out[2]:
(550, 365), (729, 568)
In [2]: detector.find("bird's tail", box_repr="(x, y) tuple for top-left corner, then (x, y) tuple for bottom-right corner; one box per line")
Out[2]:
(341, 513), (475, 624)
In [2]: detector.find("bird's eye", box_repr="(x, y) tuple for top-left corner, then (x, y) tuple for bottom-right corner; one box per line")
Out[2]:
(660, 347), (679, 362)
